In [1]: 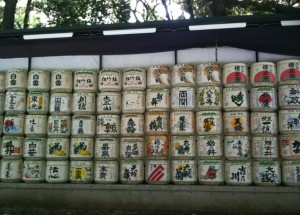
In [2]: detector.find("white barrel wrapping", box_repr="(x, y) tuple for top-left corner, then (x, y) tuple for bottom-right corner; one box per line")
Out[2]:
(46, 160), (69, 183)
(145, 160), (170, 184)
(147, 66), (170, 88)
(94, 160), (119, 184)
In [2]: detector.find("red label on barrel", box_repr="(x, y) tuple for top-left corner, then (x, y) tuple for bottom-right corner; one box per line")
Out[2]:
(147, 164), (165, 181)
(280, 69), (300, 81)
(226, 72), (247, 84)
(254, 71), (276, 83)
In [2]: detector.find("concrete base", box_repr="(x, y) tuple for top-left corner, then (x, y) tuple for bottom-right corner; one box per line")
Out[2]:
(1, 183), (299, 214)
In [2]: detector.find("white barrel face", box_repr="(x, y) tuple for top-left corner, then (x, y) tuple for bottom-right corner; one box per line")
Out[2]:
(74, 71), (97, 93)
(250, 62), (276, 87)
(46, 161), (69, 183)
(197, 135), (223, 159)
(145, 160), (170, 184)
(123, 68), (146, 91)
(97, 92), (121, 114)
(72, 93), (96, 115)
(27, 92), (49, 114)
(51, 70), (73, 93)
(5, 91), (27, 114)
(1, 136), (23, 159)
(223, 87), (249, 111)
(98, 69), (122, 92)
(171, 87), (195, 110)
(224, 136), (250, 160)
(120, 160), (144, 184)
(196, 111), (222, 135)
(0, 159), (23, 182)
(197, 86), (222, 110)
(69, 161), (93, 183)
(170, 111), (194, 135)
(49, 93), (72, 115)
(197, 63), (221, 86)
(225, 160), (253, 185)
(22, 160), (46, 183)
(198, 160), (224, 185)
(171, 160), (197, 184)
(94, 138), (119, 160)
(146, 89), (170, 112)
(253, 161), (281, 186)
(277, 59), (300, 85)
(147, 66), (171, 89)
(6, 70), (27, 91)
(171, 136), (196, 159)
(27, 70), (50, 92)
(47, 116), (71, 137)
(23, 138), (46, 160)
(172, 64), (196, 87)
(223, 63), (248, 87)
(94, 160), (119, 184)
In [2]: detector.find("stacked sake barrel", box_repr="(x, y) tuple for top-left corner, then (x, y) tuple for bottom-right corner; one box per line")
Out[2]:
(68, 71), (97, 183)
(196, 63), (224, 185)
(250, 63), (281, 186)
(222, 63), (253, 185)
(277, 59), (300, 186)
(46, 70), (73, 183)
(170, 64), (197, 184)
(145, 66), (170, 184)
(22, 70), (50, 183)
(1, 70), (26, 183)
(94, 69), (122, 183)
(119, 68), (146, 184)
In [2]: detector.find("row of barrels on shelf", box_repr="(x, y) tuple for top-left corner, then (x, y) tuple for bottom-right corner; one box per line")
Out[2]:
(1, 60), (299, 94)
(0, 159), (299, 186)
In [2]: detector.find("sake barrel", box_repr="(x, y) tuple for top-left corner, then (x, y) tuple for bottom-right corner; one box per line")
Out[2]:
(171, 87), (195, 111)
(225, 160), (252, 185)
(223, 63), (248, 87)
(49, 93), (72, 115)
(3, 114), (25, 136)
(98, 69), (122, 92)
(1, 136), (23, 159)
(197, 63), (221, 86)
(252, 136), (278, 160)
(0, 159), (22, 182)
(278, 85), (300, 109)
(0, 93), (4, 114)
(96, 114), (120, 137)
(172, 64), (195, 87)
(224, 111), (250, 136)
(27, 70), (50, 92)
(73, 70), (97, 93)
(198, 160), (224, 185)
(196, 86), (222, 110)
(121, 114), (144, 137)
(46, 138), (70, 160)
(27, 92), (49, 114)
(123, 68), (146, 91)
(69, 160), (93, 183)
(146, 160), (170, 184)
(120, 137), (144, 159)
(197, 135), (223, 159)
(122, 91), (145, 114)
(146, 136), (169, 159)
(47, 115), (71, 137)
(72, 92), (96, 115)
(277, 59), (300, 85)
(51, 70), (73, 93)
(94, 160), (119, 184)
(120, 159), (144, 184)
(147, 66), (171, 89)
(196, 111), (222, 135)
(251, 112), (278, 135)
(22, 160), (46, 183)
(5, 91), (26, 114)
(6, 69), (27, 91)
(250, 87), (277, 111)
(171, 136), (196, 159)
(171, 160), (197, 184)
(70, 138), (94, 160)
(279, 134), (300, 160)
(23, 137), (46, 160)
(94, 138), (119, 160)
(170, 111), (194, 135)
(282, 160), (300, 186)
(223, 87), (249, 111)
(279, 110), (300, 134)
(0, 72), (6, 92)
(45, 160), (69, 183)
(145, 111), (169, 135)
(250, 62), (276, 87)
(146, 88), (170, 112)
(24, 115), (48, 137)
(253, 161), (281, 186)
(71, 115), (96, 137)
(224, 136), (250, 160)
(97, 92), (121, 114)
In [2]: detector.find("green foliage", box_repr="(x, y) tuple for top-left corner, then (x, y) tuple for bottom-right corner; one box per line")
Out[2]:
(33, 0), (131, 27)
